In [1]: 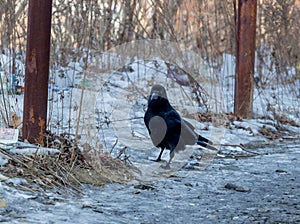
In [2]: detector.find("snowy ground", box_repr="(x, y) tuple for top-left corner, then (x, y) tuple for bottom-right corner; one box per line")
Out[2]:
(0, 49), (299, 223)
(0, 139), (299, 224)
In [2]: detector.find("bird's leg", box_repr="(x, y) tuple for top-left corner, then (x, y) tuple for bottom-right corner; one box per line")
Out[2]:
(162, 150), (175, 169)
(155, 148), (165, 162)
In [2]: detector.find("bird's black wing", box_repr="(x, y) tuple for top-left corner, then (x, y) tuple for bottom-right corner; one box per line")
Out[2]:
(148, 115), (168, 147)
(163, 109), (183, 149)
(180, 119), (198, 145)
(182, 119), (211, 144)
(164, 109), (181, 131)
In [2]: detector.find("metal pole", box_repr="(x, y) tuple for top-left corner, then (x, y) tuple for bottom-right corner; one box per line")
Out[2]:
(234, 0), (257, 119)
(22, 0), (52, 144)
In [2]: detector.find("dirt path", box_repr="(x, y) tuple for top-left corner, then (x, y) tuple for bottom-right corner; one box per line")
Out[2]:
(1, 141), (299, 224)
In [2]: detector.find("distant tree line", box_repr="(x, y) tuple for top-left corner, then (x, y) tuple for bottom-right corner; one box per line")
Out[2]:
(0, 0), (299, 76)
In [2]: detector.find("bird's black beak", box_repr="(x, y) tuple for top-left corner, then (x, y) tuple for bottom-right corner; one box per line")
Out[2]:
(150, 92), (159, 101)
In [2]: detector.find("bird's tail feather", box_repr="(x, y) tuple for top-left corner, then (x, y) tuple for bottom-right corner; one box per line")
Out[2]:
(197, 135), (217, 151)
(197, 135), (213, 145)
(197, 139), (208, 148)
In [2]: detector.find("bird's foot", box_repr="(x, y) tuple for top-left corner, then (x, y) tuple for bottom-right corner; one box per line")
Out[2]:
(160, 164), (171, 169)
(150, 158), (162, 162)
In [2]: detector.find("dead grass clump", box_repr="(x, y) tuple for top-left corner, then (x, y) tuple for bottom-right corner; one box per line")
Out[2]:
(82, 148), (140, 185)
(0, 145), (139, 196)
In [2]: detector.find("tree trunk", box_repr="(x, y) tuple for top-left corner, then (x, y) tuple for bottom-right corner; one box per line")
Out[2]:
(234, 0), (257, 119)
(22, 0), (52, 144)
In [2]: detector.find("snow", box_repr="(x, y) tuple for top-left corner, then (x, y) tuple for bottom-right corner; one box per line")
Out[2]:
(0, 47), (299, 224)
(9, 145), (60, 155)
(5, 177), (28, 186)
(0, 47), (299, 173)
(0, 53), (25, 78)
(0, 157), (8, 166)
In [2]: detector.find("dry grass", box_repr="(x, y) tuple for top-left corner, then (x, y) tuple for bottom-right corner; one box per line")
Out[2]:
(0, 143), (139, 196)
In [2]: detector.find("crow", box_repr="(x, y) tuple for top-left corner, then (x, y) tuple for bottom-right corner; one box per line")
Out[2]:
(144, 84), (213, 168)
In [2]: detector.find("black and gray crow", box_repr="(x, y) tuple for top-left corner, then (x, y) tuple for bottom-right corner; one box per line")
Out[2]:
(144, 84), (213, 168)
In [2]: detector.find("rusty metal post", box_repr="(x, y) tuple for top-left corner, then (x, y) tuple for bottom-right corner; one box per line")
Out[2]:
(22, 0), (52, 144)
(234, 0), (257, 118)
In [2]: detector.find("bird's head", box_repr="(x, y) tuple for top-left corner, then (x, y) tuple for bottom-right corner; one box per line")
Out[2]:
(149, 84), (168, 102)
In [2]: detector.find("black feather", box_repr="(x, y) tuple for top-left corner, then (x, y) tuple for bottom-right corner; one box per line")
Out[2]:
(144, 84), (213, 168)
